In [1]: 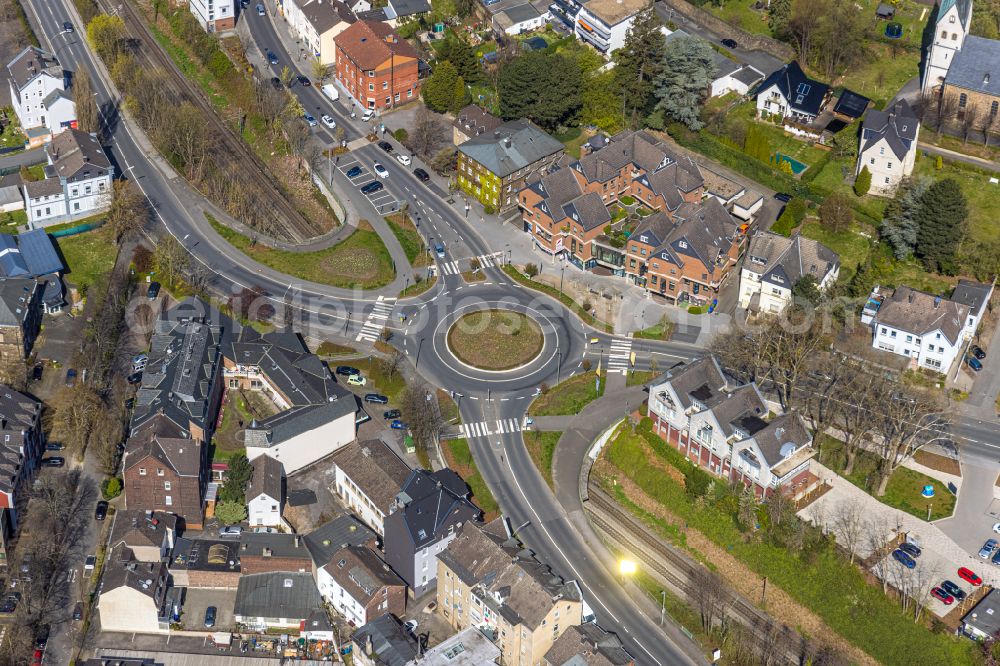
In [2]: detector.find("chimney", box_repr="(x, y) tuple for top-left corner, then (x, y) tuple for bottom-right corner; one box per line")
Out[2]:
(493, 130), (500, 139)
(295, 535), (301, 548)
(503, 137), (511, 148)
(986, 73), (991, 86)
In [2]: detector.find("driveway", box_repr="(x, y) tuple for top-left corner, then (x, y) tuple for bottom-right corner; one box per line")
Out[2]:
(181, 588), (237, 632)
(938, 459), (1000, 556)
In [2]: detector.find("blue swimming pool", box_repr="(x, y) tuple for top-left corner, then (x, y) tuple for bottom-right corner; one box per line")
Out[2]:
(774, 152), (808, 175)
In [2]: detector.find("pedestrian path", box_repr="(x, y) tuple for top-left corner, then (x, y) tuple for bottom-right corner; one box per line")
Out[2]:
(460, 417), (525, 439)
(437, 251), (505, 276)
(606, 337), (633, 375)
(356, 296), (396, 342)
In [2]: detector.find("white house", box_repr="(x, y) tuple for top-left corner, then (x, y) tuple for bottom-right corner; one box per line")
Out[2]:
(189, 0), (236, 32)
(315, 544), (405, 626)
(922, 0), (972, 93)
(97, 544), (170, 634)
(574, 0), (648, 56)
(856, 99), (920, 195)
(331, 439), (411, 537)
(738, 231), (840, 314)
(6, 47), (76, 143)
(755, 61), (831, 123)
(247, 454), (284, 528)
(493, 3), (549, 35)
(285, 0), (357, 66)
(244, 399), (356, 473)
(22, 128), (113, 227)
(663, 30), (763, 98)
(864, 280), (993, 372)
(647, 356), (817, 498)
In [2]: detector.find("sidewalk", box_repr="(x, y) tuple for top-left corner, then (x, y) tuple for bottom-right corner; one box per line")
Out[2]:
(0, 145), (44, 170)
(918, 141), (1000, 174)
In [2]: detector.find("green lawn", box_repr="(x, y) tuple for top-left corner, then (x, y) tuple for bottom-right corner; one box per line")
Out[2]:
(816, 435), (955, 520)
(799, 221), (872, 272)
(55, 225), (118, 296)
(209, 216), (394, 289)
(626, 370), (659, 387)
(400, 275), (437, 298)
(316, 341), (357, 357)
(385, 214), (426, 266)
(634, 318), (674, 341)
(211, 391), (253, 461)
(444, 438), (499, 518)
(0, 110), (25, 149)
(836, 43), (919, 108)
(554, 127), (590, 159)
(361, 355), (407, 403)
(730, 103), (828, 170)
(529, 372), (605, 416)
(913, 155), (1000, 247)
(524, 431), (561, 488)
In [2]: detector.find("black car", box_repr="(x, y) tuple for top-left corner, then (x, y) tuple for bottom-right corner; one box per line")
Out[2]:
(413, 168), (430, 182)
(361, 181), (384, 194)
(971, 345), (987, 360)
(899, 541), (921, 558)
(378, 141), (393, 153)
(940, 579), (967, 601)
(364, 393), (389, 404)
(125, 397), (135, 409)
(147, 281), (161, 300)
(335, 365), (360, 376)
(32, 364), (42, 381)
(45, 443), (63, 452)
(383, 409), (401, 419)
(95, 500), (108, 521)
(42, 457), (65, 468)
(72, 601), (84, 621)
(270, 76), (282, 89)
(721, 38), (738, 49)
(204, 606), (217, 628)
(63, 21), (73, 33)
(267, 51), (278, 65)
(127, 371), (143, 384)
(774, 192), (793, 203)
(35, 625), (49, 649)
(346, 165), (363, 178)
(298, 75), (311, 87)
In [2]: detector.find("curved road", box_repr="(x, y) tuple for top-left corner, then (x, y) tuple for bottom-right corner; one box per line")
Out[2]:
(29, 0), (707, 662)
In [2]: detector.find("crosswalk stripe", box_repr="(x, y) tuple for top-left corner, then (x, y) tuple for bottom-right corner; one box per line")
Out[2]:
(355, 296), (396, 342)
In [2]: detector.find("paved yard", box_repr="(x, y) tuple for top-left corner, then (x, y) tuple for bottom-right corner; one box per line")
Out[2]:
(180, 588), (237, 632)
(283, 459), (344, 534)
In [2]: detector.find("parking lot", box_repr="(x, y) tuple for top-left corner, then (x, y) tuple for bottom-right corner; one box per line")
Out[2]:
(338, 156), (399, 214)
(181, 588), (238, 632)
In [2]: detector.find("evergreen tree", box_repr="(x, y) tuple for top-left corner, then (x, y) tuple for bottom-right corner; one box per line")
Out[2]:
(854, 165), (872, 196)
(915, 177), (968, 274)
(450, 74), (470, 114)
(422, 60), (460, 113)
(498, 51), (581, 130)
(792, 275), (822, 305)
(613, 10), (665, 128)
(447, 38), (481, 84)
(653, 36), (716, 130)
(768, 0), (793, 38)
(880, 177), (927, 259)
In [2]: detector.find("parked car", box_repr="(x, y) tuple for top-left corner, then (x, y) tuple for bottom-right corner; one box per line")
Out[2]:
(384, 409), (401, 419)
(378, 141), (393, 153)
(32, 649), (42, 666)
(297, 75), (311, 87)
(972, 345), (987, 360)
(361, 181), (384, 195)
(968, 356), (983, 371)
(930, 586), (954, 605)
(898, 541), (921, 558)
(35, 626), (48, 649)
(940, 579), (967, 601)
(95, 500), (108, 521)
(347, 374), (367, 386)
(133, 353), (149, 370)
(721, 38), (738, 49)
(146, 281), (161, 299)
(373, 162), (389, 179)
(980, 539), (997, 559)
(127, 371), (143, 384)
(303, 113), (318, 127)
(219, 526), (242, 539)
(346, 166), (363, 178)
(362, 109), (375, 122)
(42, 457), (64, 468)
(63, 21), (73, 32)
(364, 393), (389, 404)
(413, 168), (430, 182)
(396, 154), (411, 166)
(204, 606), (217, 628)
(774, 192), (792, 203)
(65, 368), (77, 386)
(336, 365), (360, 376)
(891, 549), (916, 569)
(84, 555), (96, 571)
(990, 548), (1000, 566)
(993, 522), (1000, 534)
(270, 76), (282, 89)
(390, 420), (407, 430)
(72, 602), (84, 621)
(32, 364), (42, 381)
(958, 567), (983, 586)
(321, 114), (336, 129)
(404, 619), (418, 634)
(45, 443), (63, 451)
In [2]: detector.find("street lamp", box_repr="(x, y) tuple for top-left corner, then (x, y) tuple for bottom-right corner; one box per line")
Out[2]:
(416, 337), (425, 369)
(559, 267), (565, 295)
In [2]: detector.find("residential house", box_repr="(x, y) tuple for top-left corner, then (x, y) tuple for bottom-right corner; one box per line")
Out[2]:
(122, 430), (208, 530)
(317, 544), (406, 626)
(302, 514), (378, 576)
(334, 21), (420, 112)
(647, 356), (818, 498)
(0, 387), (43, 533)
(663, 30), (762, 98)
(168, 537), (242, 588)
(0, 279), (43, 379)
(410, 627), (501, 665)
(951, 278), (994, 328)
(285, 0), (357, 66)
(239, 533), (313, 575)
(227, 328), (359, 474)
(452, 105), (503, 145)
(544, 623), (634, 665)
(437, 519), (584, 665)
(458, 119), (564, 213)
(755, 61), (831, 124)
(383, 468), (481, 596)
(351, 613), (419, 666)
(234, 571), (327, 632)
(493, 4), (549, 35)
(856, 99), (920, 195)
(960, 588), (1000, 640)
(574, 0), (649, 56)
(23, 128), (114, 227)
(922, 0), (973, 93)
(385, 0), (431, 19)
(0, 229), (65, 316)
(332, 439), (411, 536)
(6, 47), (75, 144)
(737, 231), (840, 314)
(247, 454), (284, 527)
(189, 0), (236, 32)
(109, 510), (178, 563)
(345, 0), (373, 11)
(863, 281), (993, 372)
(97, 544), (170, 634)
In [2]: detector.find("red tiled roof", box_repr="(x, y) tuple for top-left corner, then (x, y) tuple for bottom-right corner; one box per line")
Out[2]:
(335, 20), (417, 70)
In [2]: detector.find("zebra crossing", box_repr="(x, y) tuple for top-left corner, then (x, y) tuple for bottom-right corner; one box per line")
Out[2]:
(460, 418), (525, 439)
(356, 296), (396, 342)
(438, 251), (505, 276)
(607, 337), (633, 375)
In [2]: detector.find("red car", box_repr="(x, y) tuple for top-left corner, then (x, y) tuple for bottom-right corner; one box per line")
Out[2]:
(931, 586), (955, 605)
(32, 649), (42, 666)
(958, 567), (983, 586)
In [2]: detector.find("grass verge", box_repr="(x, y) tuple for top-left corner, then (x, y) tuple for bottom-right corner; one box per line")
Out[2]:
(634, 318), (674, 341)
(529, 372), (605, 416)
(503, 265), (612, 332)
(385, 213), (427, 266)
(524, 431), (561, 488)
(399, 275), (437, 298)
(316, 341), (357, 357)
(444, 438), (499, 519)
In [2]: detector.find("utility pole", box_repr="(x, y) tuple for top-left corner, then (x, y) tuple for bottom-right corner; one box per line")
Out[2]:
(660, 590), (666, 626)
(556, 346), (562, 384)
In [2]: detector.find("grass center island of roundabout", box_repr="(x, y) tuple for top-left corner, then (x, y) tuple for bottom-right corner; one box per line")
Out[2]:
(446, 309), (544, 372)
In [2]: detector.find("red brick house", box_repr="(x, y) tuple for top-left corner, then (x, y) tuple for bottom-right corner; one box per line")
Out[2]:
(122, 430), (208, 530)
(334, 21), (419, 112)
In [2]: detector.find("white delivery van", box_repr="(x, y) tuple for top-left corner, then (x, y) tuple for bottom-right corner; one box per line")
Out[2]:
(322, 84), (339, 101)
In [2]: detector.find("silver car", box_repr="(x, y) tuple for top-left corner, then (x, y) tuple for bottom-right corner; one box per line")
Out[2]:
(979, 538), (998, 559)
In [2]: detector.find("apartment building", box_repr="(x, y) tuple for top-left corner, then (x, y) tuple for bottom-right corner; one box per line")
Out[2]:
(0, 387), (43, 532)
(23, 128), (113, 227)
(285, 0), (357, 66)
(122, 430), (208, 530)
(334, 21), (420, 112)
(316, 544), (406, 626)
(331, 439), (411, 537)
(574, 0), (649, 56)
(6, 47), (76, 143)
(189, 0), (236, 32)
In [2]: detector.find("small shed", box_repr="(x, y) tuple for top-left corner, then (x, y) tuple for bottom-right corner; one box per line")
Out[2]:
(876, 2), (895, 19)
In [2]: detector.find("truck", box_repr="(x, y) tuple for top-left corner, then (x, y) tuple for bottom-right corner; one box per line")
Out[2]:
(322, 84), (339, 101)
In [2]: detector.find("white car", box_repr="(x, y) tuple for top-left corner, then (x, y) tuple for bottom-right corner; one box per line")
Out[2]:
(404, 619), (418, 634)
(993, 522), (1000, 534)
(373, 162), (389, 179)
(321, 114), (336, 129)
(396, 154), (411, 166)
(84, 555), (97, 571)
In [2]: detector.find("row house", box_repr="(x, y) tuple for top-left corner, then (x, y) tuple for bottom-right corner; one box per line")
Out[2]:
(0, 388), (43, 536)
(647, 356), (817, 498)
(284, 0), (357, 66)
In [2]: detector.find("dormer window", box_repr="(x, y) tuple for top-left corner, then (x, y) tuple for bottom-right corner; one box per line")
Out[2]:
(678, 240), (687, 249)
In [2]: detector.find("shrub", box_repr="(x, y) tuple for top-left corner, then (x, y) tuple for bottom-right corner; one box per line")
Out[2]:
(524, 263), (539, 278)
(393, 128), (409, 143)
(582, 359), (592, 371)
(583, 301), (592, 312)
(854, 165), (872, 197)
(102, 477), (122, 499)
(772, 208), (797, 236)
(483, 203), (496, 215)
(132, 246), (154, 273)
(215, 500), (247, 525)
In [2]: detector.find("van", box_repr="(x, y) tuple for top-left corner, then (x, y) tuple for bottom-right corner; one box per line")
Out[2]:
(322, 84), (339, 102)
(361, 109), (375, 122)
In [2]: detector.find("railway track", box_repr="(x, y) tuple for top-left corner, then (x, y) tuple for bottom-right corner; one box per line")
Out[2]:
(586, 488), (806, 665)
(99, 0), (317, 242)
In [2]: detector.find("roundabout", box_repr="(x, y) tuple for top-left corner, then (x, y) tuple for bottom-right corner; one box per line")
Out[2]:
(446, 309), (544, 372)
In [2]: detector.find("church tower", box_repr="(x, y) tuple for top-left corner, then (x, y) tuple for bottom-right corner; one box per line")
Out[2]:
(923, 0), (973, 93)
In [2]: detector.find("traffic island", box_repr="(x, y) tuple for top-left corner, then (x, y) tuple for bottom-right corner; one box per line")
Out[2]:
(446, 309), (543, 371)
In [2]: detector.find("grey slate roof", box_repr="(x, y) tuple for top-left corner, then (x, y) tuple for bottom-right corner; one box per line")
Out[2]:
(711, 51), (739, 79)
(48, 129), (112, 180)
(302, 514), (376, 567)
(391, 469), (480, 550)
(101, 543), (169, 600)
(459, 119), (564, 178)
(234, 572), (323, 620)
(0, 230), (62, 278)
(109, 510), (177, 552)
(653, 355), (728, 411)
(860, 99), (918, 162)
(744, 231), (840, 288)
(749, 412), (811, 467)
(0, 279), (36, 328)
(453, 105), (503, 141)
(323, 544), (404, 604)
(23, 178), (62, 198)
(496, 2), (542, 27)
(239, 533), (312, 561)
(6, 47), (62, 91)
(299, 0), (356, 33)
(950, 279), (993, 319)
(351, 613), (418, 666)
(873, 285), (970, 344)
(756, 61), (829, 116)
(731, 65), (764, 87)
(331, 439), (411, 516)
(544, 623), (633, 665)
(962, 589), (1000, 638)
(663, 197), (739, 270)
(946, 35), (1000, 97)
(247, 454), (283, 503)
(387, 0), (431, 17)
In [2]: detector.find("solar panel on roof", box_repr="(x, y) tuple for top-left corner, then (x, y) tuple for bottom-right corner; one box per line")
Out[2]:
(796, 83), (811, 96)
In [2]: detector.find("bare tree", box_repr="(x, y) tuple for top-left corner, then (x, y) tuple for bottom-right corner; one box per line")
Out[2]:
(400, 384), (444, 457)
(831, 499), (866, 564)
(405, 108), (449, 158)
(73, 68), (101, 136)
(909, 562), (941, 623)
(253, 77), (287, 129)
(962, 102), (981, 144)
(46, 384), (104, 454)
(936, 92), (959, 138)
(834, 369), (884, 475)
(691, 566), (729, 633)
(153, 233), (191, 291)
(378, 350), (404, 382)
(870, 385), (946, 496)
(105, 179), (148, 244)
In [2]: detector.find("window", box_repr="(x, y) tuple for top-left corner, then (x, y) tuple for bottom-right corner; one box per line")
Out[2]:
(879, 146), (884, 155)
(157, 468), (164, 476)
(952, 32), (958, 40)
(870, 157), (875, 165)
(165, 495), (172, 506)
(139, 468), (147, 476)
(887, 162), (892, 169)
(959, 93), (968, 108)
(880, 327), (887, 335)
(382, 81), (388, 90)
(368, 70), (375, 77)
(890, 331), (897, 338)
(884, 177), (890, 184)
(368, 83), (374, 91)
(941, 30), (947, 38)
(992, 101), (999, 118)
(164, 481), (171, 491)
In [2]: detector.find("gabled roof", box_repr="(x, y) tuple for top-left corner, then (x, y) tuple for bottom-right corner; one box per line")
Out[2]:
(302, 514), (376, 568)
(452, 105), (503, 141)
(873, 285), (970, 343)
(663, 197), (739, 271)
(101, 544), (168, 599)
(390, 468), (480, 550)
(631, 211), (674, 248)
(6, 46), (62, 91)
(323, 545), (404, 604)
(351, 613), (418, 666)
(746, 411), (812, 467)
(699, 383), (768, 439)
(0, 279), (36, 328)
(945, 35), (1000, 97)
(248, 454), (283, 502)
(109, 510), (177, 553)
(545, 623), (634, 665)
(48, 129), (112, 180)
(331, 439), (411, 515)
(299, 0), (356, 34)
(459, 119), (564, 178)
(16, 229), (63, 276)
(651, 355), (728, 411)
(756, 61), (829, 116)
(124, 431), (203, 478)
(860, 99), (918, 161)
(744, 231), (840, 287)
(950, 279), (993, 319)
(335, 21), (418, 70)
